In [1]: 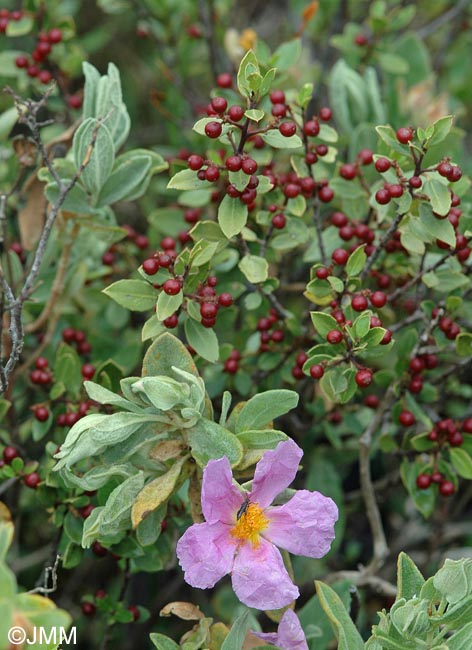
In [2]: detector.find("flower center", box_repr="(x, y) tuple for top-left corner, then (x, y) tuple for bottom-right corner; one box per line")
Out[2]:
(230, 501), (269, 547)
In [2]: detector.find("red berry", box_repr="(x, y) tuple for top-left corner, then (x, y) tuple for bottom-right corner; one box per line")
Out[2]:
(409, 357), (425, 373)
(81, 602), (96, 617)
(399, 410), (415, 427)
(409, 176), (422, 188)
(257, 317), (271, 331)
(217, 72), (233, 88)
(128, 605), (140, 622)
(416, 473), (431, 490)
(26, 65), (39, 78)
(225, 155), (242, 172)
(358, 149), (373, 165)
(319, 107), (332, 121)
(364, 394), (379, 408)
(370, 291), (387, 308)
(23, 472), (40, 489)
(284, 183), (300, 199)
(142, 258), (160, 275)
(355, 369), (373, 387)
(159, 254), (172, 268)
(449, 432), (463, 447)
(201, 317), (216, 328)
(224, 358), (238, 374)
(211, 96), (227, 114)
(35, 356), (49, 370)
(34, 406), (49, 422)
(205, 165), (220, 182)
(102, 251), (114, 266)
(188, 154), (204, 171)
(355, 34), (368, 46)
(375, 188), (391, 205)
(80, 504), (95, 519)
(291, 366), (304, 379)
(15, 55), (29, 69)
(271, 329), (284, 343)
(318, 186), (334, 202)
(270, 90), (285, 104)
(242, 158), (258, 175)
(271, 103), (287, 118)
(135, 235), (149, 249)
(200, 303), (218, 319)
(332, 248), (349, 265)
(296, 352), (308, 366)
(447, 166), (462, 183)
(326, 330), (343, 344)
(218, 293), (233, 307)
(37, 41), (52, 57)
(389, 184), (404, 198)
(331, 212), (348, 228)
(205, 121), (223, 138)
(81, 363), (95, 380)
(207, 275), (218, 287)
(431, 471), (443, 483)
(47, 27), (62, 43)
(315, 143), (328, 156)
(351, 294), (368, 312)
(67, 94), (83, 110)
(303, 119), (320, 137)
(3, 446), (19, 463)
(163, 279), (181, 295)
(161, 236), (175, 250)
(272, 213), (286, 229)
(316, 267), (329, 280)
(396, 127), (413, 144)
(374, 158), (391, 173)
(309, 364), (324, 379)
(462, 418), (472, 433)
(279, 122), (297, 137)
(92, 541), (107, 557)
(340, 163), (357, 180)
(163, 314), (178, 328)
(439, 480), (455, 497)
(228, 105), (244, 121)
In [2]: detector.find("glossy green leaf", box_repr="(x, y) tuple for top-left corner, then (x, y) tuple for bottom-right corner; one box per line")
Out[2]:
(235, 389), (299, 433)
(184, 318), (219, 363)
(103, 279), (156, 311)
(218, 195), (248, 238)
(238, 255), (268, 283)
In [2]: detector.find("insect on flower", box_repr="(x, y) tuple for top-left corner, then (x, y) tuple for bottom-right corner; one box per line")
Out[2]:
(236, 496), (250, 520)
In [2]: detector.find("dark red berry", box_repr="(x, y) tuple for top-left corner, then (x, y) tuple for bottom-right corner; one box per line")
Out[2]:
(34, 406), (49, 422)
(226, 155), (242, 172)
(270, 90), (285, 104)
(3, 446), (19, 463)
(416, 473), (431, 490)
(409, 176), (422, 188)
(271, 103), (287, 118)
(217, 72), (233, 88)
(319, 107), (332, 121)
(80, 504), (95, 519)
(128, 605), (140, 622)
(332, 248), (349, 265)
(447, 166), (462, 183)
(318, 186), (334, 202)
(396, 127), (413, 144)
(228, 105), (244, 121)
(272, 213), (286, 229)
(364, 394), (379, 408)
(224, 358), (238, 374)
(327, 330), (343, 344)
(81, 364), (95, 380)
(23, 472), (41, 488)
(351, 294), (368, 312)
(279, 122), (297, 137)
(163, 314), (178, 328)
(355, 369), (373, 387)
(449, 432), (463, 447)
(370, 291), (387, 308)
(316, 267), (329, 280)
(462, 418), (472, 434)
(35, 356), (49, 370)
(218, 293), (233, 307)
(15, 55), (29, 68)
(296, 352), (308, 366)
(188, 154), (204, 171)
(303, 120), (320, 137)
(142, 258), (160, 275)
(81, 602), (96, 617)
(374, 158), (391, 173)
(211, 96), (227, 114)
(92, 541), (107, 557)
(310, 364), (324, 379)
(163, 279), (181, 295)
(284, 183), (300, 199)
(439, 480), (455, 497)
(358, 149), (373, 165)
(431, 471), (443, 483)
(242, 158), (258, 175)
(399, 410), (415, 427)
(375, 188), (391, 205)
(355, 34), (368, 46)
(135, 235), (149, 249)
(340, 163), (357, 180)
(48, 28), (62, 43)
(205, 165), (220, 182)
(200, 303), (218, 319)
(205, 121), (223, 138)
(271, 329), (284, 343)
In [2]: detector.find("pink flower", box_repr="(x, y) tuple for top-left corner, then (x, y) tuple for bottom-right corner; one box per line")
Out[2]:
(176, 439), (338, 610)
(252, 609), (308, 650)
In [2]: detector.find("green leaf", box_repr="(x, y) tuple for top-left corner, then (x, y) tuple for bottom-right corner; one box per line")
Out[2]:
(422, 177), (451, 216)
(236, 429), (288, 449)
(187, 420), (243, 468)
(190, 240), (219, 267)
(156, 289), (182, 321)
(400, 459), (435, 518)
(259, 68), (277, 97)
(456, 333), (472, 357)
(6, 15), (34, 36)
(352, 311), (371, 339)
(428, 115), (454, 146)
(73, 117), (115, 195)
(0, 107), (19, 141)
(450, 448), (472, 479)
(221, 609), (249, 650)
(448, 621), (472, 650)
(167, 169), (210, 191)
(320, 367), (357, 404)
(419, 205), (456, 247)
(184, 318), (219, 363)
(397, 552), (425, 600)
(238, 255), (268, 283)
(235, 390), (299, 433)
(311, 312), (340, 338)
(345, 245), (367, 277)
(96, 153), (151, 207)
(84, 381), (141, 411)
(245, 109), (264, 123)
(377, 52), (409, 74)
(103, 279), (156, 311)
(375, 124), (409, 154)
(271, 38), (301, 70)
(237, 50), (260, 98)
(142, 332), (200, 380)
(150, 634), (180, 650)
(218, 195), (248, 238)
(131, 457), (187, 528)
(54, 344), (83, 400)
(261, 130), (303, 149)
(315, 581), (365, 650)
(318, 124), (339, 143)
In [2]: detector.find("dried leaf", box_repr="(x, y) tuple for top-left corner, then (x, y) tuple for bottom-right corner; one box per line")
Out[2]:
(18, 173), (47, 250)
(149, 439), (187, 462)
(160, 601), (204, 621)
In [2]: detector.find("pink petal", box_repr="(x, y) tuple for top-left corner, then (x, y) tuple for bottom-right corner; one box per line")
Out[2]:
(231, 537), (299, 609)
(250, 439), (303, 508)
(276, 609), (309, 650)
(176, 521), (236, 589)
(265, 489), (338, 558)
(251, 610), (308, 650)
(202, 456), (244, 524)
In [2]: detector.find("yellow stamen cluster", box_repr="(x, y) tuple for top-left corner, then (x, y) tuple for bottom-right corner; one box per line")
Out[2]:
(230, 502), (269, 548)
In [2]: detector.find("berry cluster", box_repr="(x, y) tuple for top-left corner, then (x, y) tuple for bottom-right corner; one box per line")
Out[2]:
(223, 349), (241, 374)
(30, 355), (53, 386)
(256, 309), (284, 352)
(62, 327), (92, 355)
(0, 446), (41, 488)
